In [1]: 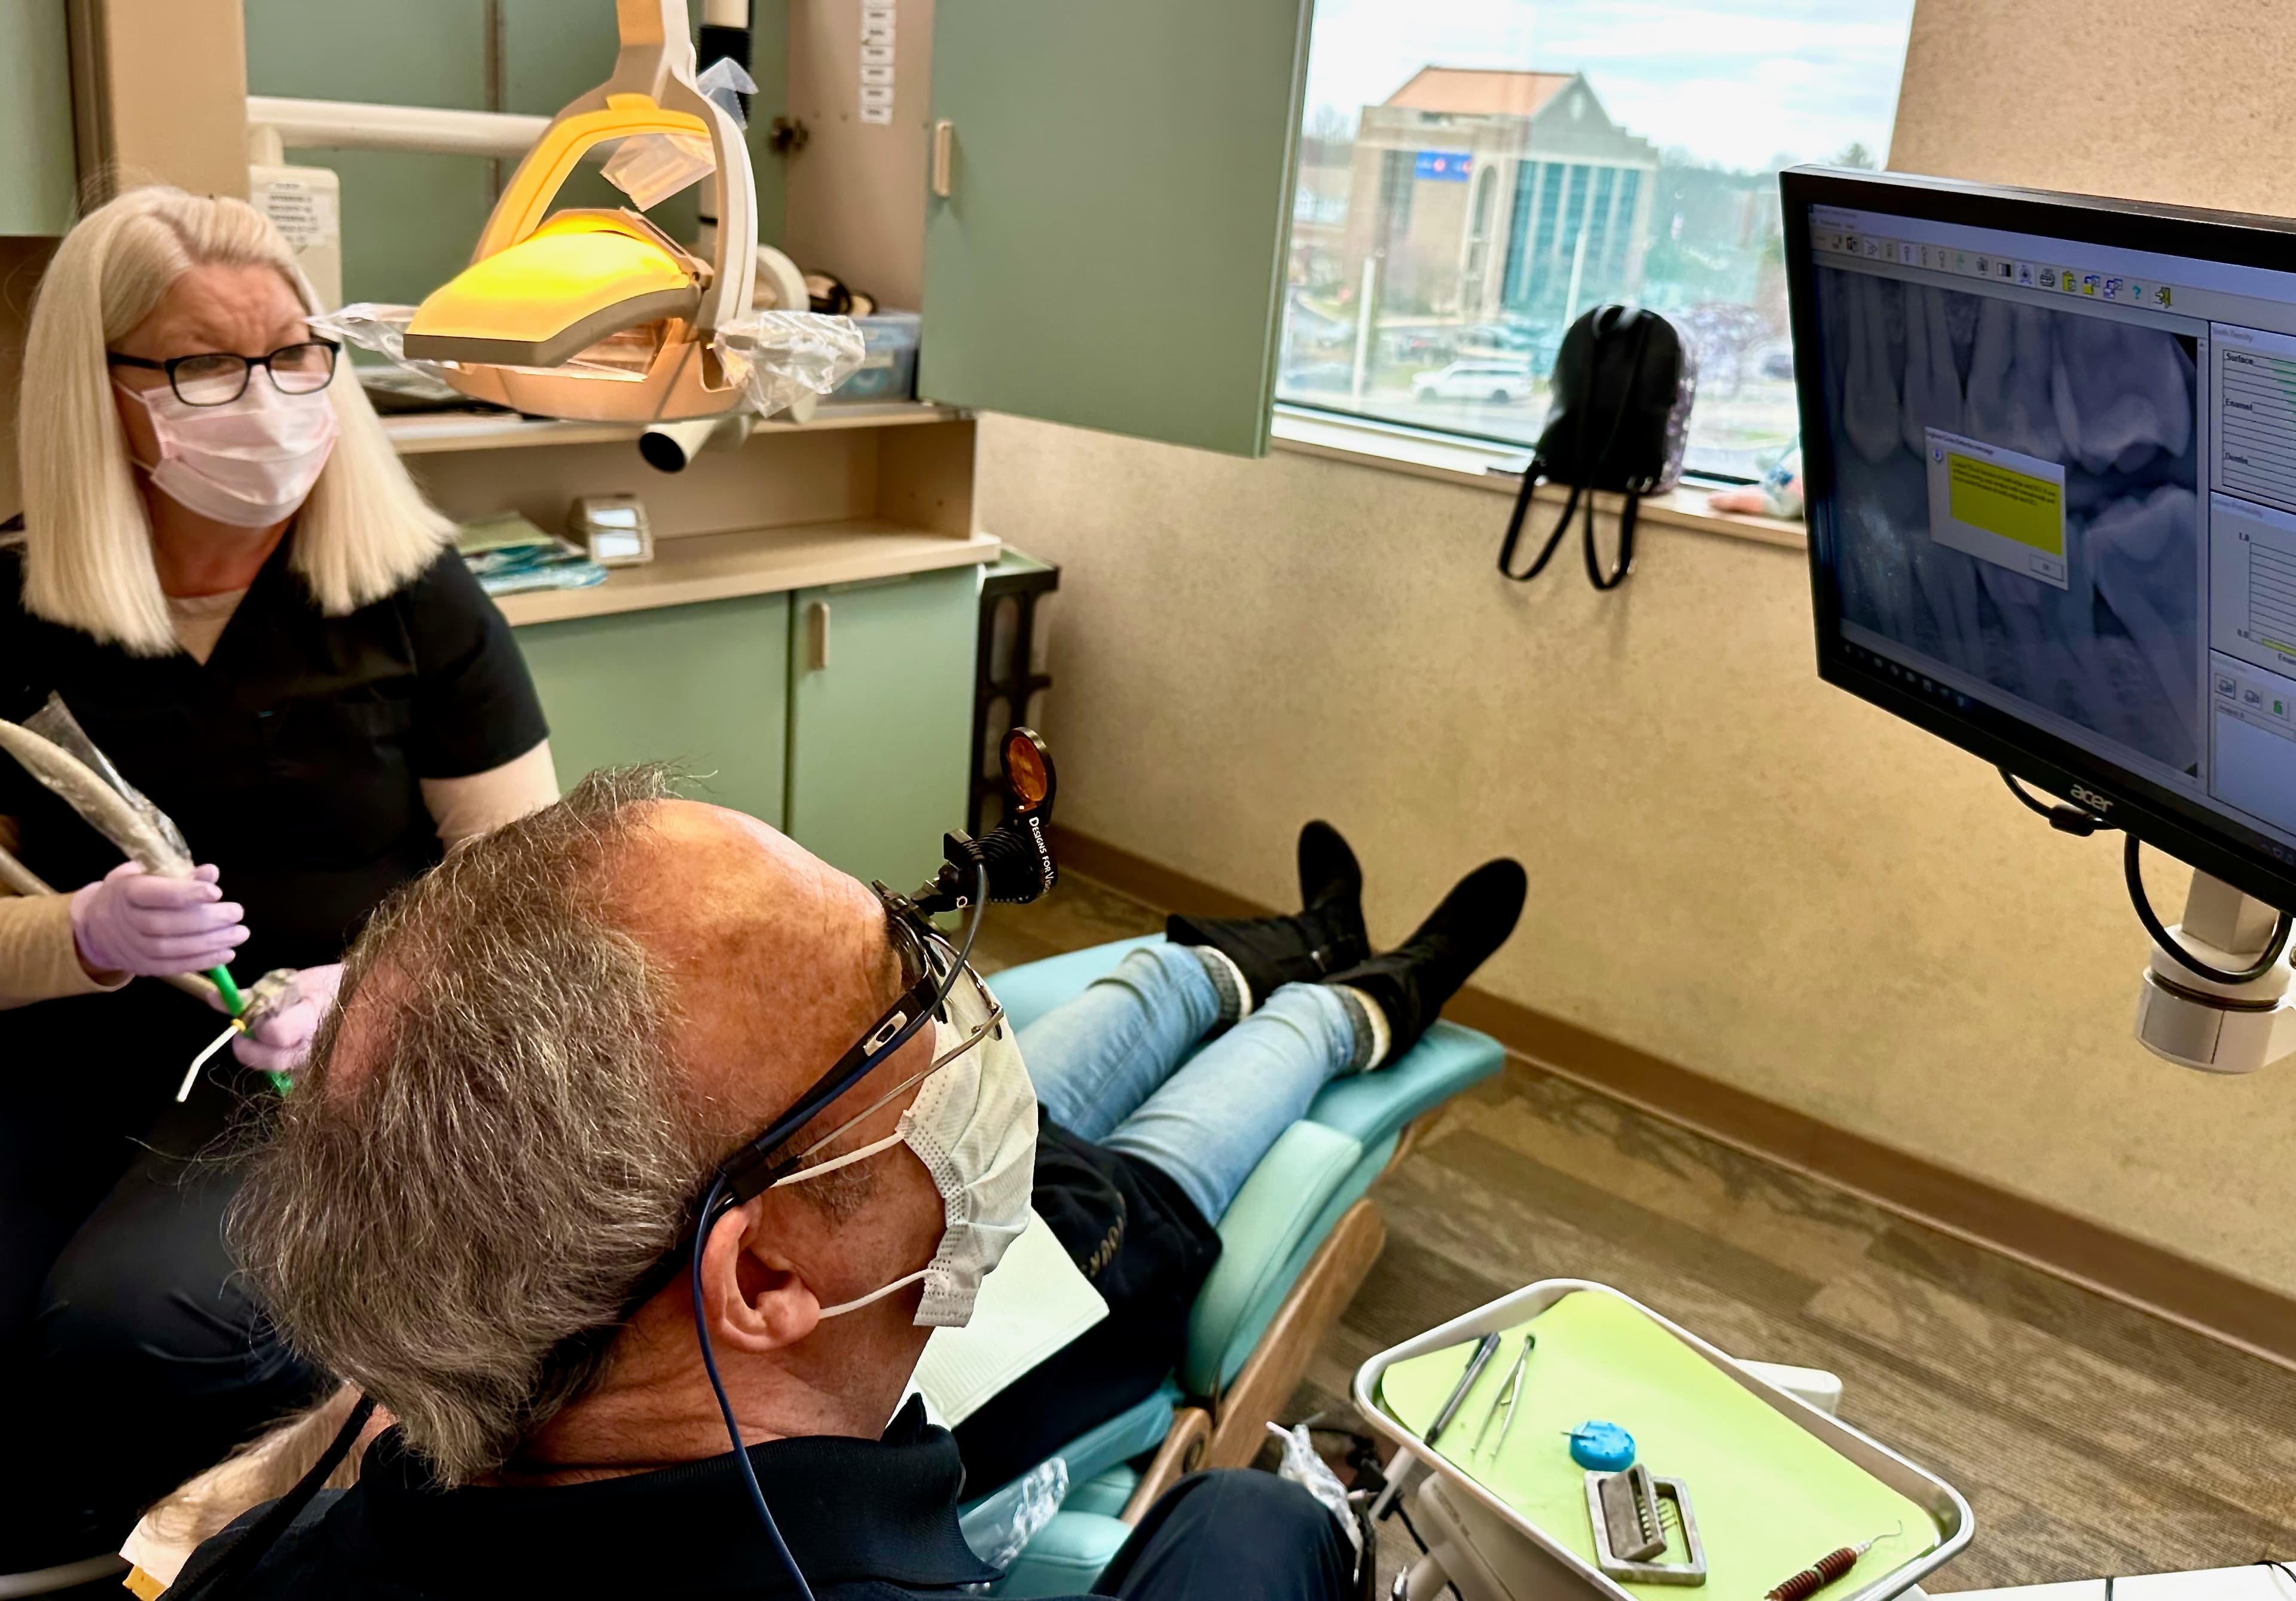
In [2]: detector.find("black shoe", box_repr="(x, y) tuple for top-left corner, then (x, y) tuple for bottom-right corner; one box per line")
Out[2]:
(1323, 858), (1526, 1059)
(1167, 821), (1370, 1007)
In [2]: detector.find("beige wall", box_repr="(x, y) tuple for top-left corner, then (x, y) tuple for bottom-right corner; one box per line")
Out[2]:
(68, 0), (251, 204)
(975, 416), (2296, 1297)
(3, 0), (253, 517)
(1891, 0), (2296, 214)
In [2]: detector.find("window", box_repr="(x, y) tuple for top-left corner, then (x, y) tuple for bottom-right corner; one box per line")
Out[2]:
(1277, 0), (1919, 478)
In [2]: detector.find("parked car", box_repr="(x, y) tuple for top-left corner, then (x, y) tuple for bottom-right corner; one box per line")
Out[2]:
(1280, 359), (1354, 394)
(1412, 360), (1536, 404)
(1381, 329), (1457, 364)
(1460, 322), (1541, 355)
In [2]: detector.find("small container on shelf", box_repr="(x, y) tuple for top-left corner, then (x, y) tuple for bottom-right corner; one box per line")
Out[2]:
(825, 310), (921, 404)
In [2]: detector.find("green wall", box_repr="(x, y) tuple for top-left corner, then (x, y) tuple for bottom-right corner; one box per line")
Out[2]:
(0, 0), (78, 236)
(243, 0), (786, 305)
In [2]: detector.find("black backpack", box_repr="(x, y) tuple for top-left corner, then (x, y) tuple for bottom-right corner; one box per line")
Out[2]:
(1497, 305), (1696, 590)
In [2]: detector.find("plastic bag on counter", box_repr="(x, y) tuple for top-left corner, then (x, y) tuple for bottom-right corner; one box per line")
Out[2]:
(715, 308), (866, 418)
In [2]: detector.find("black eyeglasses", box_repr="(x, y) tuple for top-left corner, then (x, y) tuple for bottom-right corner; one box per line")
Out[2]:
(106, 339), (341, 407)
(712, 878), (1000, 1205)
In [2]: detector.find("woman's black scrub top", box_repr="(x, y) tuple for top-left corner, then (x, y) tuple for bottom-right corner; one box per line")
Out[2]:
(0, 534), (548, 1067)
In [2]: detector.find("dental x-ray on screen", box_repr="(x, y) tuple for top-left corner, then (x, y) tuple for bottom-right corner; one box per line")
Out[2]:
(1784, 168), (2296, 906)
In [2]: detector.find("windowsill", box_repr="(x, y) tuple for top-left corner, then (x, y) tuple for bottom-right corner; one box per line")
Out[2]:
(1268, 405), (1806, 552)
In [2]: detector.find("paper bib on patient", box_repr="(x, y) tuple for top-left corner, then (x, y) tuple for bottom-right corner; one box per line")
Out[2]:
(903, 978), (1038, 1327)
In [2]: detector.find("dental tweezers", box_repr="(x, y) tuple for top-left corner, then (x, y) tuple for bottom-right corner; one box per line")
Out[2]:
(1471, 1333), (1537, 1460)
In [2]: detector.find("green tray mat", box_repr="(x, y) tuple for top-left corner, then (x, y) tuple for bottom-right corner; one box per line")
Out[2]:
(1375, 1290), (1938, 1600)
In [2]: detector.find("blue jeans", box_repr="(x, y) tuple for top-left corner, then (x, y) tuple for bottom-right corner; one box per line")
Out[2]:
(1018, 944), (1366, 1223)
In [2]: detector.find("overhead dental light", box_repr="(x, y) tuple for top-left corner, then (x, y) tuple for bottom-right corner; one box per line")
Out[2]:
(401, 0), (758, 423)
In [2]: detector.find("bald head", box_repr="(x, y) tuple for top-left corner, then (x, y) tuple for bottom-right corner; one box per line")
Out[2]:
(610, 801), (905, 1142)
(233, 769), (935, 1486)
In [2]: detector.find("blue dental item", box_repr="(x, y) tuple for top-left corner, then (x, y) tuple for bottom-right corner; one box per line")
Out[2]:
(1566, 1420), (1636, 1472)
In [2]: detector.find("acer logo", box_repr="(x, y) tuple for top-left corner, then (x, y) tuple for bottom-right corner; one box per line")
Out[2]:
(2071, 785), (2114, 814)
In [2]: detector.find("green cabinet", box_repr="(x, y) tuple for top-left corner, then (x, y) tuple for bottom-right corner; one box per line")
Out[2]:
(515, 592), (791, 826)
(918, 0), (1314, 457)
(0, 0), (77, 236)
(784, 567), (978, 891)
(511, 567), (981, 885)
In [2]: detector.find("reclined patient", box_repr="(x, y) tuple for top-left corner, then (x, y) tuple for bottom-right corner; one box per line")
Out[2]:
(155, 772), (1521, 1598)
(954, 820), (1523, 1489)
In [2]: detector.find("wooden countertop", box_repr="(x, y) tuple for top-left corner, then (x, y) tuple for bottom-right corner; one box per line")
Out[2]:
(496, 520), (1001, 627)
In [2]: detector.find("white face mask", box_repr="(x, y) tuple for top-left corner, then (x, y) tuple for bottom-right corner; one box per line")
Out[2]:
(773, 971), (1037, 1328)
(118, 377), (338, 527)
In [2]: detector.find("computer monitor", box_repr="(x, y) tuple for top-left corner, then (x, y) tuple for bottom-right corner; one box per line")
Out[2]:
(1782, 167), (2296, 910)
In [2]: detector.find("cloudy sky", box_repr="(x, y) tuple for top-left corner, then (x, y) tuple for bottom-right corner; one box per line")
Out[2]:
(1303, 0), (1918, 173)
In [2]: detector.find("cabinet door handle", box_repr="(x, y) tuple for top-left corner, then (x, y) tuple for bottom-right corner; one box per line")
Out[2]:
(931, 119), (954, 198)
(807, 600), (831, 670)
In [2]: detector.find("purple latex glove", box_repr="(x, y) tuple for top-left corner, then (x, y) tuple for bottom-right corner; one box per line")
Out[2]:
(69, 861), (248, 977)
(231, 962), (344, 1077)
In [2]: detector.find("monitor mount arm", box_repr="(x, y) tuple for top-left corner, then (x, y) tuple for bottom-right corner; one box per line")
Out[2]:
(2134, 867), (2296, 1074)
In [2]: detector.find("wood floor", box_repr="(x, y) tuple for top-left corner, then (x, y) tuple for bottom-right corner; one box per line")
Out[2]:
(975, 873), (2296, 1594)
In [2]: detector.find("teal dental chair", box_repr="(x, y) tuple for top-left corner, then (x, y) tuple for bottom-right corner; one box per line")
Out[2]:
(957, 935), (1507, 1596)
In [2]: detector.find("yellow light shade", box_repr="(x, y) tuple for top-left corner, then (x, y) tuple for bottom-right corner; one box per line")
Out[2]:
(404, 212), (701, 369)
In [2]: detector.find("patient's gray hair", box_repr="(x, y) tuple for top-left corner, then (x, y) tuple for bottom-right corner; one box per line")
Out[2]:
(232, 766), (744, 1487)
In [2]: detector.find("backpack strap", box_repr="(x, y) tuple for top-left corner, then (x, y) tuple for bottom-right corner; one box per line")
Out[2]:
(1498, 309), (1665, 589)
(1497, 460), (1578, 582)
(1584, 487), (1639, 591)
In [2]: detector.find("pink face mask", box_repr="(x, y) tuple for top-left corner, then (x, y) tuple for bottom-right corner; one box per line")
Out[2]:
(118, 378), (339, 527)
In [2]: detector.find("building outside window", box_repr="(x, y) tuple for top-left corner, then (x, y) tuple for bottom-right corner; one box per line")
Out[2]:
(1278, 1), (1918, 479)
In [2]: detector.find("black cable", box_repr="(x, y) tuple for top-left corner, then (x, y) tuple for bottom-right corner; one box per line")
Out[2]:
(947, 860), (990, 982)
(2124, 834), (2295, 986)
(2258, 1560), (2296, 1591)
(692, 1171), (818, 1601)
(1999, 769), (2113, 836)
(689, 868), (989, 1600)
(173, 1394), (378, 1598)
(1996, 766), (2295, 985)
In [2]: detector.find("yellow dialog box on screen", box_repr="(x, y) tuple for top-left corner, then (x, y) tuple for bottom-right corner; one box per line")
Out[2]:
(1923, 427), (2069, 590)
(1947, 453), (2063, 555)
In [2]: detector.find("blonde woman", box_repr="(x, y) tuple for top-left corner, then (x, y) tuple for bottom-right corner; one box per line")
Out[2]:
(0, 187), (555, 1585)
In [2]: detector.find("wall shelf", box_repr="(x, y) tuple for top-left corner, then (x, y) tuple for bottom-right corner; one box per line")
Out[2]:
(383, 401), (967, 457)
(493, 520), (1000, 627)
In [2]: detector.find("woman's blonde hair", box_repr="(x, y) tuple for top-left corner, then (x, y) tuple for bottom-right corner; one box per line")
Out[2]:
(17, 185), (452, 655)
